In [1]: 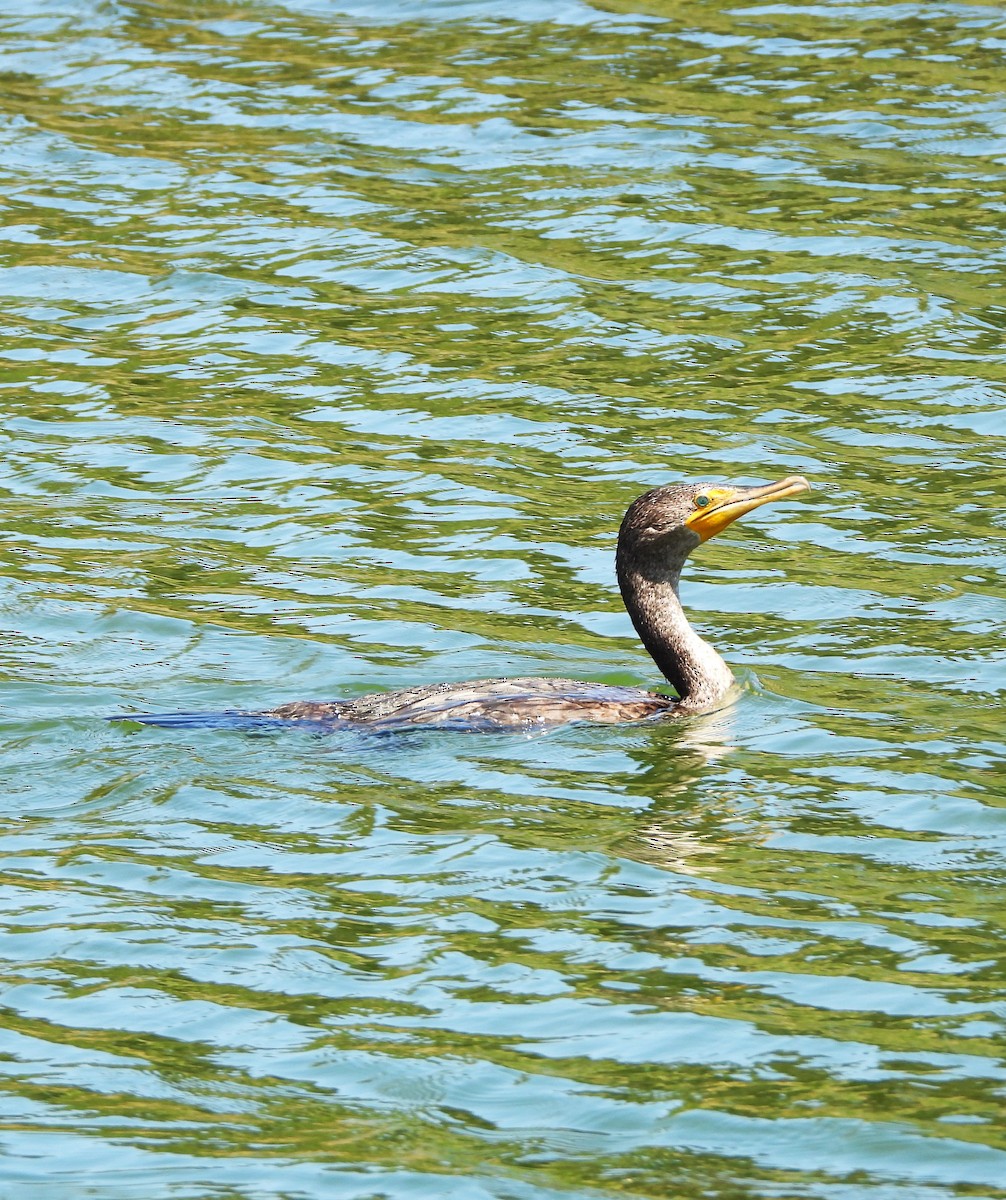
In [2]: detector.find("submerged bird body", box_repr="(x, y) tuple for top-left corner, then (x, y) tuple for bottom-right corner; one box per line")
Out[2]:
(265, 677), (676, 731)
(120, 475), (809, 734)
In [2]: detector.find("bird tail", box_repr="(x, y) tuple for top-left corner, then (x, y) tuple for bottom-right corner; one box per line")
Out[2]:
(109, 710), (290, 731)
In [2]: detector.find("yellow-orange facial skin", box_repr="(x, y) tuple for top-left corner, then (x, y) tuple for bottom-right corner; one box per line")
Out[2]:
(684, 476), (811, 543)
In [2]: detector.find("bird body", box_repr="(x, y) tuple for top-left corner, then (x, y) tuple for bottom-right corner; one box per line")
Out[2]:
(265, 677), (676, 731)
(118, 475), (809, 734)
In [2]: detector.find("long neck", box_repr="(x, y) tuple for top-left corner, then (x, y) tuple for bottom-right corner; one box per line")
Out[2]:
(616, 548), (734, 712)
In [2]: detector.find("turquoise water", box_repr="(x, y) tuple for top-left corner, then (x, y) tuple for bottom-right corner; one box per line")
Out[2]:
(1, 1), (1005, 1196)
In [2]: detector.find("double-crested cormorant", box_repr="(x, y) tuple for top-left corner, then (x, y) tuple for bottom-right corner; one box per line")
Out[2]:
(121, 475), (810, 733)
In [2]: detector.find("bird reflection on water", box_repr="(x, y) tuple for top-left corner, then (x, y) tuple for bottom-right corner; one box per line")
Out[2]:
(115, 476), (810, 734)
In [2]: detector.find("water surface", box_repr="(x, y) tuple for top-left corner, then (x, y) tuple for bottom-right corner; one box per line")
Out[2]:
(1, 1), (1005, 1197)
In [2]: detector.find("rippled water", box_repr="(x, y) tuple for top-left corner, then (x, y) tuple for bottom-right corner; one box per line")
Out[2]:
(2, 1), (1005, 1196)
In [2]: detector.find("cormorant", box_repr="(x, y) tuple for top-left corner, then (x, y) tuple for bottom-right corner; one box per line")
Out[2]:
(118, 475), (810, 733)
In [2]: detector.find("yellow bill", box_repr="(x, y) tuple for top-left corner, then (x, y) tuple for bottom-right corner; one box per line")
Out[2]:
(684, 475), (811, 543)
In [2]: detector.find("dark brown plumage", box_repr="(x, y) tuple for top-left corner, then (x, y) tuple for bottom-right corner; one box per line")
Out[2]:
(266, 677), (676, 730)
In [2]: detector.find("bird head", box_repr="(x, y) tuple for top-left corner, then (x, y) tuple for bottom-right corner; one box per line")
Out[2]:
(619, 475), (811, 563)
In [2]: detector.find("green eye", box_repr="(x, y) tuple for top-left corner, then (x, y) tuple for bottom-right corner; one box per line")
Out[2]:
(695, 495), (711, 508)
